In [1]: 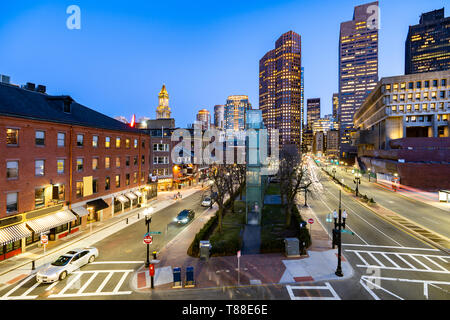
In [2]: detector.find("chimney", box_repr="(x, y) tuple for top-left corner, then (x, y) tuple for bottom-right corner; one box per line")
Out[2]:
(24, 82), (36, 91)
(0, 74), (10, 84)
(36, 84), (46, 94)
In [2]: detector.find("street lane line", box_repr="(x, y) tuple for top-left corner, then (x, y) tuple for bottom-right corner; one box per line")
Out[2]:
(48, 291), (132, 298)
(394, 254), (417, 269)
(422, 256), (448, 272)
(356, 265), (449, 274)
(359, 278), (380, 300)
(360, 276), (404, 300)
(408, 255), (432, 271)
(380, 253), (400, 268)
(58, 272), (83, 295)
(1, 275), (34, 299)
(77, 272), (98, 294)
(324, 188), (404, 247)
(342, 244), (439, 251)
(324, 282), (341, 300)
(45, 281), (59, 291)
(90, 261), (144, 264)
(113, 271), (130, 293)
(353, 252), (369, 266)
(21, 281), (40, 297)
(367, 252), (386, 267)
(95, 272), (114, 293)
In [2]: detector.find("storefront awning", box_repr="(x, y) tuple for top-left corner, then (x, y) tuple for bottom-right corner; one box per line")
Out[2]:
(116, 195), (129, 203)
(0, 223), (32, 246)
(133, 190), (143, 197)
(26, 210), (77, 234)
(86, 199), (109, 212)
(125, 192), (137, 200)
(71, 206), (90, 217)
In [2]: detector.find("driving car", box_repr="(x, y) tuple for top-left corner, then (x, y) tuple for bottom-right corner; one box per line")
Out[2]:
(201, 197), (212, 207)
(174, 209), (195, 224)
(36, 247), (99, 283)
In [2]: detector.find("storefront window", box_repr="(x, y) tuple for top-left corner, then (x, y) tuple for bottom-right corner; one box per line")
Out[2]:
(55, 223), (69, 234)
(35, 187), (45, 208)
(114, 199), (122, 213)
(70, 216), (82, 228)
(26, 232), (40, 246)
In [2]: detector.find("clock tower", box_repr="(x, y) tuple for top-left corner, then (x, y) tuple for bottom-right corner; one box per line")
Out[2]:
(156, 84), (171, 119)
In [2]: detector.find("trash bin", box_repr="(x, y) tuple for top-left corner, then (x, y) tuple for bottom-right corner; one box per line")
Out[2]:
(284, 238), (300, 257)
(199, 240), (211, 260)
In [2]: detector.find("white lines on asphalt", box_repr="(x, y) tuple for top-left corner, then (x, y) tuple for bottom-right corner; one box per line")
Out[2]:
(342, 244), (439, 251)
(408, 255), (432, 271)
(45, 281), (59, 291)
(95, 272), (114, 293)
(353, 252), (370, 266)
(0, 275), (35, 300)
(380, 253), (400, 269)
(367, 252), (386, 267)
(21, 281), (40, 297)
(58, 273), (83, 296)
(360, 276), (404, 300)
(90, 261), (144, 264)
(77, 272), (98, 294)
(325, 189), (405, 247)
(286, 282), (341, 300)
(49, 291), (133, 298)
(113, 271), (130, 293)
(422, 256), (448, 272)
(359, 278), (380, 300)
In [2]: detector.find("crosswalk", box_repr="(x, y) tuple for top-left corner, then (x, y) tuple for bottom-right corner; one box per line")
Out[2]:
(345, 249), (450, 274)
(286, 282), (340, 300)
(0, 261), (142, 300)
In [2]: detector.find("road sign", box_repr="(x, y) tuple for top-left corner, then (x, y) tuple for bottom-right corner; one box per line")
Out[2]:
(143, 235), (153, 244)
(40, 234), (48, 245)
(237, 250), (241, 258)
(148, 231), (162, 235)
(340, 229), (355, 235)
(308, 218), (314, 224)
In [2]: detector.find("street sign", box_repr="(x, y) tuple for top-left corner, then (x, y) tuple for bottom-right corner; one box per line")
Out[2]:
(340, 229), (355, 235)
(148, 231), (162, 235)
(237, 250), (241, 258)
(308, 218), (314, 224)
(143, 235), (153, 244)
(40, 234), (48, 245)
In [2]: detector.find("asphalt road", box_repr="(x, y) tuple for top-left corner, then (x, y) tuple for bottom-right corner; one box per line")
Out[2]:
(323, 165), (450, 239)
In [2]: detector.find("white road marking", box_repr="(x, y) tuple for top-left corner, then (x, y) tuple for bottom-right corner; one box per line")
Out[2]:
(58, 272), (82, 295)
(422, 256), (448, 272)
(409, 255), (433, 271)
(77, 272), (98, 294)
(90, 261), (144, 264)
(0, 275), (35, 300)
(48, 291), (132, 298)
(342, 244), (438, 251)
(286, 282), (340, 300)
(113, 271), (130, 293)
(380, 253), (400, 268)
(95, 272), (114, 293)
(359, 278), (380, 300)
(353, 252), (370, 266)
(394, 254), (417, 269)
(360, 276), (404, 300)
(367, 252), (386, 267)
(21, 281), (40, 297)
(45, 281), (59, 291)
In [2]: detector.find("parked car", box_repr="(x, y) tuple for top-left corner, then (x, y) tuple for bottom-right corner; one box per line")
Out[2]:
(201, 197), (212, 207)
(36, 247), (99, 283)
(174, 209), (195, 224)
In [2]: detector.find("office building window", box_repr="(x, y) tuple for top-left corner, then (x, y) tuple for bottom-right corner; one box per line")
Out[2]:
(57, 159), (65, 174)
(416, 81), (421, 89)
(142, 140), (145, 148)
(115, 175), (120, 188)
(126, 156), (130, 167)
(408, 82), (414, 89)
(141, 155), (145, 164)
(440, 91), (445, 99)
(6, 161), (18, 179)
(424, 80), (429, 88)
(6, 192), (18, 213)
(432, 80), (438, 87)
(6, 128), (19, 145)
(105, 176), (110, 190)
(35, 160), (44, 176)
(92, 157), (99, 170)
(105, 156), (110, 169)
(431, 91), (437, 100)
(76, 182), (83, 198)
(414, 104), (420, 111)
(76, 158), (84, 171)
(35, 131), (45, 146)
(35, 187), (45, 208)
(92, 135), (99, 148)
(126, 173), (130, 186)
(58, 185), (65, 202)
(57, 132), (65, 147)
(441, 79), (447, 87)
(77, 134), (84, 146)
(105, 136), (111, 148)
(116, 137), (121, 148)
(141, 172), (145, 182)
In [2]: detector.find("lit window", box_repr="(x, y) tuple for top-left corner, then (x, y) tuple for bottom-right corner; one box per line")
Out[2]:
(116, 137), (121, 148)
(116, 157), (121, 168)
(76, 158), (83, 171)
(105, 137), (111, 148)
(35, 131), (45, 146)
(92, 157), (99, 170)
(105, 156), (110, 169)
(57, 159), (65, 174)
(57, 133), (65, 147)
(92, 135), (98, 147)
(134, 139), (138, 148)
(77, 134), (84, 146)
(6, 128), (19, 145)
(126, 139), (130, 148)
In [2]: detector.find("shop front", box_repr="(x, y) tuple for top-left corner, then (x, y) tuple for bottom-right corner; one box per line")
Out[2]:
(0, 223), (32, 261)
(144, 183), (158, 202)
(71, 205), (90, 229)
(157, 178), (173, 191)
(26, 209), (77, 242)
(125, 192), (138, 209)
(114, 194), (129, 214)
(86, 198), (109, 222)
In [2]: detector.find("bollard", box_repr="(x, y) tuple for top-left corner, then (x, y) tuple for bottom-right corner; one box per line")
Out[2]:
(126, 218), (129, 224)
(31, 260), (35, 271)
(138, 213), (140, 219)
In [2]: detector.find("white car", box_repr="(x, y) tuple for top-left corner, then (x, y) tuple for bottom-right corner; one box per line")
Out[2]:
(201, 197), (212, 207)
(36, 247), (98, 283)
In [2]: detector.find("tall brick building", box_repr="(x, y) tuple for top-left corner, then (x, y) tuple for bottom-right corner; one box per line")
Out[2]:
(0, 81), (156, 261)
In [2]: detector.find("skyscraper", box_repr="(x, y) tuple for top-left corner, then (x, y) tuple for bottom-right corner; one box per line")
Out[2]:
(300, 67), (305, 145)
(224, 95), (251, 131)
(306, 98), (321, 130)
(214, 104), (225, 129)
(332, 93), (339, 119)
(156, 84), (171, 119)
(338, 1), (379, 159)
(259, 31), (302, 152)
(196, 109), (211, 130)
(405, 8), (450, 75)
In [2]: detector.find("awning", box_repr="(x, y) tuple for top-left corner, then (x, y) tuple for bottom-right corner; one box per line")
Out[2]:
(125, 192), (137, 200)
(26, 210), (77, 234)
(71, 206), (89, 217)
(0, 223), (32, 246)
(133, 190), (143, 197)
(116, 195), (129, 203)
(86, 199), (109, 212)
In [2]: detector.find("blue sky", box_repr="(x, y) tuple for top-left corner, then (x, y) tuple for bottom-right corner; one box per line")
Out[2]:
(0, 0), (447, 127)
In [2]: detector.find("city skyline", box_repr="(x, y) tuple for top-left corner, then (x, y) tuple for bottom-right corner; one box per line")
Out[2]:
(0, 0), (448, 128)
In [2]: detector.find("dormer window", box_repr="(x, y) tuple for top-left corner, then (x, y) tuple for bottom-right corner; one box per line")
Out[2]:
(63, 100), (71, 113)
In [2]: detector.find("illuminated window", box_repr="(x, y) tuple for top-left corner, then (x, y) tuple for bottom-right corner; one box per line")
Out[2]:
(400, 83), (406, 90)
(105, 177), (110, 190)
(92, 157), (99, 170)
(414, 104), (420, 111)
(407, 104), (412, 112)
(76, 182), (83, 198)
(92, 135), (98, 148)
(134, 139), (138, 148)
(393, 83), (398, 90)
(116, 157), (121, 168)
(6, 128), (19, 145)
(105, 137), (111, 148)
(105, 157), (110, 169)
(126, 138), (130, 148)
(115, 175), (120, 188)
(116, 137), (121, 148)
(57, 159), (64, 174)
(76, 158), (83, 171)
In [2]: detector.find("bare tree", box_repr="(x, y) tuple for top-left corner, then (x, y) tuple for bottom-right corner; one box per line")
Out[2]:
(278, 147), (309, 227)
(208, 165), (229, 233)
(235, 164), (246, 200)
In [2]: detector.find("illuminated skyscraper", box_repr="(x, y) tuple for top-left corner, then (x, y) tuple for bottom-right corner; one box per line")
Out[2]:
(300, 67), (305, 145)
(156, 84), (171, 119)
(214, 104), (225, 129)
(338, 1), (379, 158)
(332, 93), (339, 119)
(224, 95), (251, 131)
(306, 98), (321, 131)
(196, 109), (211, 130)
(259, 31), (302, 152)
(405, 8), (450, 75)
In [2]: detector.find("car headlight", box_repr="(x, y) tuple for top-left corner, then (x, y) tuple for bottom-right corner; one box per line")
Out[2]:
(174, 218), (178, 222)
(182, 218), (188, 223)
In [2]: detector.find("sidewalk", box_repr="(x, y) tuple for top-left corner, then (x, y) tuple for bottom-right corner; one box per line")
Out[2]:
(0, 185), (203, 288)
(132, 201), (353, 291)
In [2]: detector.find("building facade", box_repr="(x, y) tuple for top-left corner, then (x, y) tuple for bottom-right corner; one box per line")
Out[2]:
(0, 81), (155, 261)
(353, 70), (450, 189)
(339, 1), (379, 159)
(259, 31), (302, 152)
(224, 95), (252, 131)
(196, 109), (211, 131)
(307, 98), (321, 130)
(214, 105), (225, 129)
(333, 93), (339, 119)
(326, 130), (340, 158)
(156, 84), (171, 119)
(405, 8), (450, 75)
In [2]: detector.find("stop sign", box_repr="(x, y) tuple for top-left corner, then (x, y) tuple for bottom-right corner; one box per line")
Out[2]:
(308, 218), (314, 224)
(143, 235), (153, 244)
(41, 234), (48, 245)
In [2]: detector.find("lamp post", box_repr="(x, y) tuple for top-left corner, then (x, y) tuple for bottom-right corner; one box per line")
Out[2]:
(393, 173), (398, 192)
(353, 172), (361, 197)
(144, 207), (154, 267)
(332, 166), (337, 179)
(368, 168), (371, 182)
(334, 190), (344, 277)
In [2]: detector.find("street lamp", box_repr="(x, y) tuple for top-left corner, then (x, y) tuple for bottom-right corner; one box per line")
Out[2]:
(368, 168), (371, 182)
(353, 172), (361, 197)
(332, 166), (337, 179)
(144, 207), (153, 267)
(334, 191), (344, 277)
